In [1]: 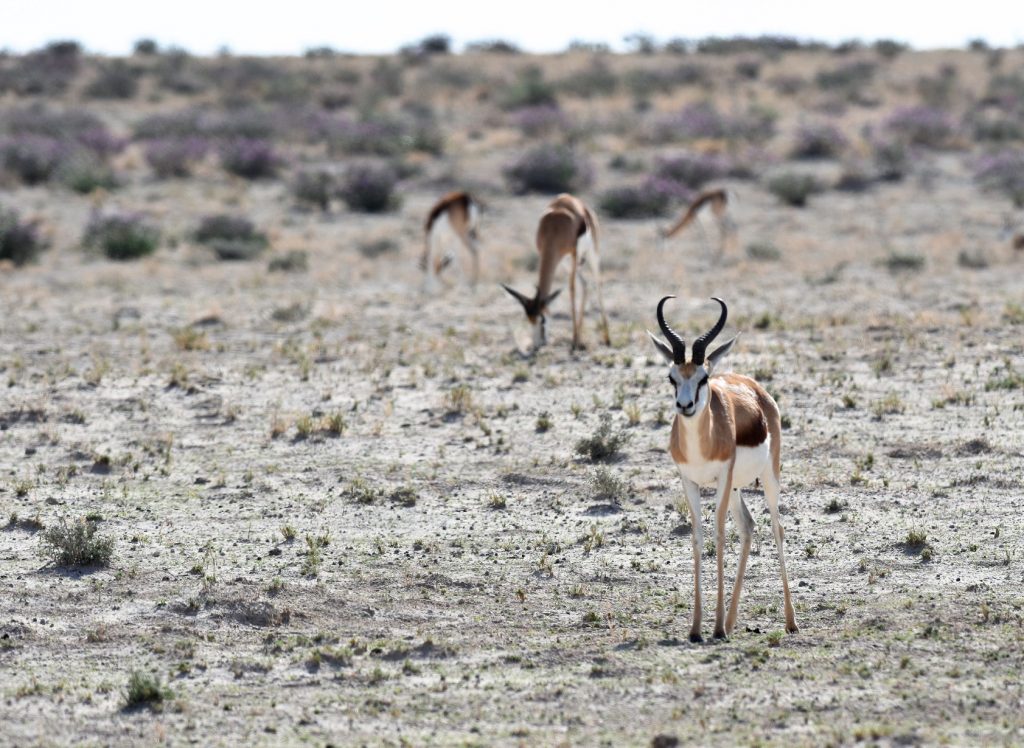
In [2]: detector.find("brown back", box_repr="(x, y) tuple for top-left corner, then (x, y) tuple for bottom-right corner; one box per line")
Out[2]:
(664, 188), (728, 239)
(425, 191), (472, 232)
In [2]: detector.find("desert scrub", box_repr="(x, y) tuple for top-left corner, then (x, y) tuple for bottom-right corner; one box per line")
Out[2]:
(443, 384), (474, 417)
(791, 121), (848, 159)
(40, 517), (114, 567)
(143, 137), (209, 178)
(590, 466), (629, 502)
(973, 150), (1024, 207)
(57, 152), (118, 194)
(267, 249), (308, 273)
(0, 135), (67, 184)
(193, 214), (269, 261)
(883, 106), (956, 149)
(218, 138), (281, 179)
(293, 168), (335, 211)
(124, 671), (171, 710)
(765, 172), (822, 207)
(575, 414), (631, 462)
(509, 105), (571, 138)
(85, 61), (139, 99)
(652, 152), (731, 189)
(882, 251), (925, 274)
(82, 212), (160, 260)
(746, 241), (781, 262)
(0, 206), (46, 265)
(499, 66), (558, 110)
(338, 164), (400, 213)
(599, 178), (684, 219)
(504, 144), (593, 194)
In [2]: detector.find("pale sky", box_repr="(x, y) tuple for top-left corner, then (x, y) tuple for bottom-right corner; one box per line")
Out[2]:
(3, 0), (1022, 55)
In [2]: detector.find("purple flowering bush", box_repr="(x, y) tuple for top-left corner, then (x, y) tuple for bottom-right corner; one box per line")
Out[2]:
(0, 206), (45, 266)
(133, 110), (206, 140)
(219, 139), (282, 179)
(653, 152), (731, 189)
(791, 121), (848, 159)
(504, 144), (593, 194)
(883, 106), (957, 148)
(974, 150), (1024, 206)
(599, 177), (689, 219)
(645, 102), (775, 144)
(144, 138), (210, 178)
(322, 115), (442, 157)
(83, 213), (160, 260)
(194, 214), (269, 260)
(338, 164), (401, 213)
(0, 136), (67, 184)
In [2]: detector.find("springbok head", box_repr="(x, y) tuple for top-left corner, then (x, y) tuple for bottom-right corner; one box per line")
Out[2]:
(648, 296), (737, 418)
(502, 284), (562, 349)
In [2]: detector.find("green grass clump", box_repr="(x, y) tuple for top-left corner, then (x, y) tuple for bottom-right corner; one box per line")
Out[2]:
(83, 213), (160, 260)
(125, 671), (171, 709)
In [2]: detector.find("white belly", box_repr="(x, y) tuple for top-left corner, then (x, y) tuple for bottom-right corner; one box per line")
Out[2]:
(676, 437), (771, 488)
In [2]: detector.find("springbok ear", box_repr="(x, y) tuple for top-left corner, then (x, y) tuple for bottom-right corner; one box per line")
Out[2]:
(647, 330), (675, 364)
(706, 334), (739, 373)
(542, 288), (562, 308)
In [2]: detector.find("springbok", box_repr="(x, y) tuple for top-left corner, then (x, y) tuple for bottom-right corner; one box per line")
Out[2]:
(420, 191), (481, 286)
(502, 193), (610, 351)
(662, 188), (737, 258)
(648, 296), (797, 641)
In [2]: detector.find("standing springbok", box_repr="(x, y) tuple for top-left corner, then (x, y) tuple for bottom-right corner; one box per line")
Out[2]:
(662, 188), (737, 258)
(420, 191), (481, 286)
(502, 193), (610, 351)
(648, 296), (797, 641)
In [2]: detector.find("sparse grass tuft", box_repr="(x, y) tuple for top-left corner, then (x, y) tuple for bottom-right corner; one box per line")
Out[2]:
(40, 517), (114, 567)
(590, 466), (629, 503)
(535, 411), (553, 432)
(124, 671), (171, 710)
(443, 385), (474, 417)
(882, 251), (925, 274)
(574, 414), (631, 462)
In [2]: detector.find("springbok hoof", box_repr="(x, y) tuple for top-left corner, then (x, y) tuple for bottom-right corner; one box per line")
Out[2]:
(713, 628), (728, 640)
(689, 632), (703, 643)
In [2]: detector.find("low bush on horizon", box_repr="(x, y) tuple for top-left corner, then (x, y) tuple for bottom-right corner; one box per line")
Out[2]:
(0, 206), (46, 266)
(83, 212), (160, 260)
(194, 214), (269, 260)
(504, 144), (593, 194)
(338, 164), (401, 213)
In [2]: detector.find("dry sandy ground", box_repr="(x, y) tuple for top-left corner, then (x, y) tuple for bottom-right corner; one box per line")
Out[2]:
(2, 150), (1024, 745)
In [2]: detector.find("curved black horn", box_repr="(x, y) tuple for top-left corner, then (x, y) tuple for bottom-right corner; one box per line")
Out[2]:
(656, 296), (686, 364)
(691, 297), (728, 364)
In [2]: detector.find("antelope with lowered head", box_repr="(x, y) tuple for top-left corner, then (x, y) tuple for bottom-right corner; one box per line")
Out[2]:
(420, 190), (481, 287)
(502, 193), (610, 351)
(662, 188), (737, 259)
(648, 296), (797, 641)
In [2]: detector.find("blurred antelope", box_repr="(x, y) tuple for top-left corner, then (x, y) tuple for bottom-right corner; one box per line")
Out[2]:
(502, 193), (610, 351)
(662, 188), (737, 259)
(420, 191), (481, 286)
(648, 296), (797, 641)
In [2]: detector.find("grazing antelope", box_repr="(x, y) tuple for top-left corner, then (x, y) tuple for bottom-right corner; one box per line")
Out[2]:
(502, 193), (610, 351)
(420, 191), (481, 286)
(648, 296), (797, 641)
(662, 188), (737, 258)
